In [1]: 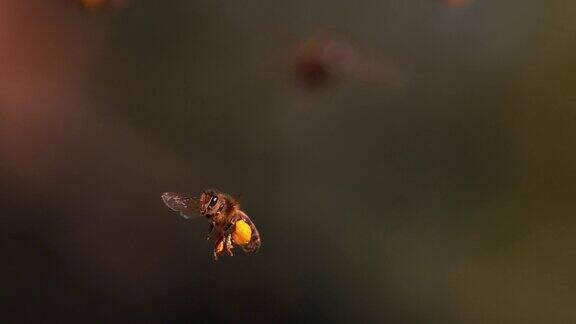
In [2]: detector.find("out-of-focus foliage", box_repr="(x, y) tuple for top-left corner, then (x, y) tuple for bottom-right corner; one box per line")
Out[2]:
(1, 0), (576, 322)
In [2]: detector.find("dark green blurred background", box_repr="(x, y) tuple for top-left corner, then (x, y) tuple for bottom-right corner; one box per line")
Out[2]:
(1, 0), (576, 322)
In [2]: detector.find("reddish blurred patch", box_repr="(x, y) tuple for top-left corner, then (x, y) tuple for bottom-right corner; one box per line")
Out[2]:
(0, 0), (109, 191)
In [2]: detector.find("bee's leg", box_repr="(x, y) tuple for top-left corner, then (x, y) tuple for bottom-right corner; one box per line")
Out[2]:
(206, 222), (214, 241)
(223, 221), (233, 235)
(223, 218), (238, 237)
(225, 234), (234, 256)
(213, 234), (225, 261)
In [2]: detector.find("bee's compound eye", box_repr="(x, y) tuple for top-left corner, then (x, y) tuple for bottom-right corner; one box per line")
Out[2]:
(209, 195), (218, 207)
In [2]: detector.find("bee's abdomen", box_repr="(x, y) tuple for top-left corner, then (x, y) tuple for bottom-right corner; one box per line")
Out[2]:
(243, 221), (261, 253)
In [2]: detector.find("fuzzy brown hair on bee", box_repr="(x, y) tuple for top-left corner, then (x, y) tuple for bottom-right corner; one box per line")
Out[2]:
(161, 189), (261, 260)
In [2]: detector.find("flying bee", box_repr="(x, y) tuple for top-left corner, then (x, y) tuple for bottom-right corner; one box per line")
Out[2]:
(161, 189), (261, 260)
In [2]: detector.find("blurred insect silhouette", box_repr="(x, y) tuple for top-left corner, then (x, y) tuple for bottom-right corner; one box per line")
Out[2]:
(161, 190), (261, 260)
(292, 34), (406, 90)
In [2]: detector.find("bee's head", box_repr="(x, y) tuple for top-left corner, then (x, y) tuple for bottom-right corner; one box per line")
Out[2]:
(199, 189), (228, 218)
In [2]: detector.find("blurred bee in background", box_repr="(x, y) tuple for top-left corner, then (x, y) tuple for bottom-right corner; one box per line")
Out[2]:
(292, 33), (407, 90)
(161, 190), (261, 260)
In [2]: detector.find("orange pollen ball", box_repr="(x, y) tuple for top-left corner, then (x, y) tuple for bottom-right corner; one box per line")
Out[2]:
(232, 219), (252, 245)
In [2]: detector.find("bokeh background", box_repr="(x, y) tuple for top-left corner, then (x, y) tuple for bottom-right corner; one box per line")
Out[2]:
(2, 0), (576, 322)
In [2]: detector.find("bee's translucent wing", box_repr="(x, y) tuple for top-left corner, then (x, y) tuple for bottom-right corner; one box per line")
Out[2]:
(161, 192), (201, 219)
